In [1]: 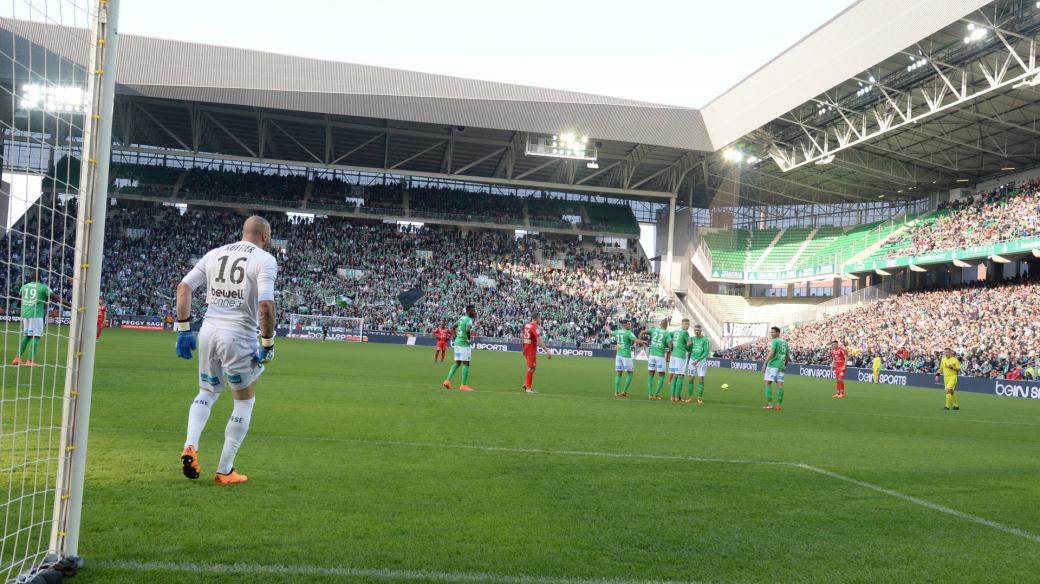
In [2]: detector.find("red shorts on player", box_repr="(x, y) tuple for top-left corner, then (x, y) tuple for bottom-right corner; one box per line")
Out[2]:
(834, 367), (846, 380)
(524, 351), (537, 368)
(436, 341), (448, 350)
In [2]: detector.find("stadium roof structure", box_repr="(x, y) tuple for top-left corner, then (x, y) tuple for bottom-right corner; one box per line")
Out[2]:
(2, 0), (1032, 208)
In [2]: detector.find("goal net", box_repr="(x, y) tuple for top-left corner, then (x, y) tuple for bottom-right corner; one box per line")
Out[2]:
(288, 314), (365, 342)
(1, 1), (119, 582)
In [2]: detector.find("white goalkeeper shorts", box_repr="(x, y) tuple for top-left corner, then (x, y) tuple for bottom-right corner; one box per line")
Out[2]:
(21, 317), (44, 337)
(197, 324), (264, 393)
(647, 355), (666, 372)
(454, 346), (472, 362)
(669, 356), (688, 375)
(615, 356), (634, 372)
(687, 359), (707, 378)
(764, 367), (785, 383)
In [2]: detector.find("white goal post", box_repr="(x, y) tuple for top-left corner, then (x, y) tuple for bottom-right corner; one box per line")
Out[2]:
(287, 314), (365, 342)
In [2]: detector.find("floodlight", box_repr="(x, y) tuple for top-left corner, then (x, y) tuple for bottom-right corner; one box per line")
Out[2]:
(723, 148), (744, 162)
(19, 83), (87, 113)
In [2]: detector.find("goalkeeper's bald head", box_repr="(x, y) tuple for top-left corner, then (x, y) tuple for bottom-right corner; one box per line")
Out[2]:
(242, 215), (272, 248)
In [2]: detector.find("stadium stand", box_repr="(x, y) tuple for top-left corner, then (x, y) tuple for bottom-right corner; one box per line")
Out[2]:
(180, 167), (308, 206)
(97, 204), (669, 346)
(873, 181), (1040, 259)
(100, 160), (643, 234)
(700, 229), (751, 270)
(584, 202), (641, 235)
(719, 278), (1040, 379)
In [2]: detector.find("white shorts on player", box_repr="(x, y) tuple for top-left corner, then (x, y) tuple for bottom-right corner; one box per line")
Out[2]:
(687, 359), (708, 378)
(197, 324), (265, 393)
(615, 356), (634, 372)
(764, 367), (785, 383)
(21, 317), (44, 338)
(647, 355), (667, 372)
(454, 346), (472, 362)
(669, 356), (688, 375)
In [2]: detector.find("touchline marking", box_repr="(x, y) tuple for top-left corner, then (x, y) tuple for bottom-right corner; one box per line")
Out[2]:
(274, 435), (1040, 544)
(93, 559), (725, 584)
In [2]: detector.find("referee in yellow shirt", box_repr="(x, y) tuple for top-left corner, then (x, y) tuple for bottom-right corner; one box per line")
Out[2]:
(938, 348), (961, 411)
(872, 355), (882, 383)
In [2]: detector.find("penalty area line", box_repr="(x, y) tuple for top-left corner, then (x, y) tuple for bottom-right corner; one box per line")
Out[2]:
(92, 559), (725, 584)
(286, 435), (1040, 545)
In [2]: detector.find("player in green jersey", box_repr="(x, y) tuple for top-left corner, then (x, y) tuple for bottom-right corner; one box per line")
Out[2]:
(443, 304), (477, 391)
(611, 320), (644, 397)
(641, 318), (671, 400)
(13, 271), (62, 366)
(686, 324), (711, 404)
(668, 319), (691, 402)
(762, 326), (790, 411)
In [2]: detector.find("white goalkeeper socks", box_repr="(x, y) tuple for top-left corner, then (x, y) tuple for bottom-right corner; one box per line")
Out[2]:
(216, 397), (255, 474)
(184, 390), (220, 450)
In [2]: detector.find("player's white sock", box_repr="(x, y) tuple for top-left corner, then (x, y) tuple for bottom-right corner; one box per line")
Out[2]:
(216, 397), (255, 474)
(184, 390), (220, 450)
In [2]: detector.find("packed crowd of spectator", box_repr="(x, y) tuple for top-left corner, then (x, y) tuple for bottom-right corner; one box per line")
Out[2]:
(409, 186), (525, 223)
(97, 204), (669, 345)
(719, 277), (1040, 378)
(180, 167), (308, 204)
(882, 180), (1040, 258)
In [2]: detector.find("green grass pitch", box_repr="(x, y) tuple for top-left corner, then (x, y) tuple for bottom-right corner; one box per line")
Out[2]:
(48, 330), (1040, 582)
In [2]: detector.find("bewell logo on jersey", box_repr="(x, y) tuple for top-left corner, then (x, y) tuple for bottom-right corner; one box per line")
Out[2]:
(210, 287), (245, 300)
(994, 382), (1040, 399)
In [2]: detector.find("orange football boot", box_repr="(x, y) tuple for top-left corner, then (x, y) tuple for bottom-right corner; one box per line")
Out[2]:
(763, 404), (773, 410)
(459, 385), (474, 392)
(11, 357), (20, 365)
(442, 380), (453, 390)
(214, 469), (248, 484)
(774, 405), (783, 411)
(181, 445), (201, 480)
(24, 360), (41, 368)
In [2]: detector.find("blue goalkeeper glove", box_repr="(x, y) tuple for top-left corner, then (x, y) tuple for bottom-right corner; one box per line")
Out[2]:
(255, 337), (275, 364)
(174, 320), (196, 359)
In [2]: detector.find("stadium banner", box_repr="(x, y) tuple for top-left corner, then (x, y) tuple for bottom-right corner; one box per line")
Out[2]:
(843, 236), (1040, 273)
(0, 315), (72, 326)
(704, 359), (1040, 400)
(709, 264), (837, 282)
(111, 315), (166, 331)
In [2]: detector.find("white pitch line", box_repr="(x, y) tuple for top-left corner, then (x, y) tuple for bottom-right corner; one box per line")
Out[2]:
(795, 463), (1040, 544)
(278, 435), (1040, 544)
(93, 559), (725, 584)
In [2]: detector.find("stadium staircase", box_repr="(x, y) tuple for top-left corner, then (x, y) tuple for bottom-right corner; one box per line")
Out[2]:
(839, 211), (934, 266)
(171, 171), (187, 198)
(303, 179), (314, 204)
(703, 294), (829, 324)
(785, 228), (818, 270)
(745, 229), (782, 271)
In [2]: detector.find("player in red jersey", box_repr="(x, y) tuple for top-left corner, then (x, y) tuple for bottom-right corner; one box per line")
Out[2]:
(830, 340), (847, 398)
(521, 313), (550, 394)
(433, 324), (450, 362)
(96, 298), (108, 341)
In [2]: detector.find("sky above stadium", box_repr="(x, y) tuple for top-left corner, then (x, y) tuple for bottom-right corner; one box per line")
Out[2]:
(113, 0), (857, 108)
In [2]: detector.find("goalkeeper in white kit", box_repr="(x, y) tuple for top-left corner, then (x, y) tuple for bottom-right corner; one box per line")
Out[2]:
(175, 215), (278, 485)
